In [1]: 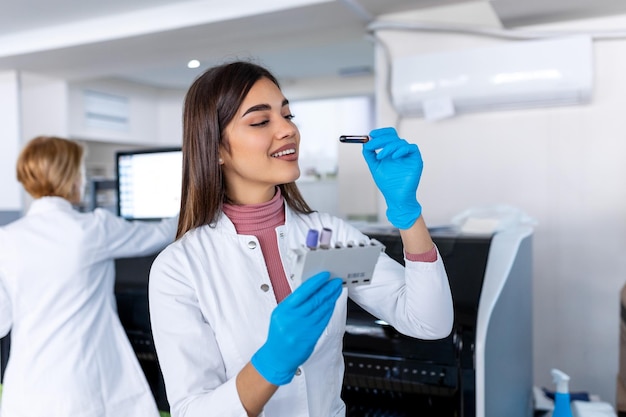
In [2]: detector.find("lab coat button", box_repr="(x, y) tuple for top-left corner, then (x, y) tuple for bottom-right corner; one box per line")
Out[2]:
(260, 284), (270, 292)
(247, 241), (257, 249)
(295, 368), (302, 376)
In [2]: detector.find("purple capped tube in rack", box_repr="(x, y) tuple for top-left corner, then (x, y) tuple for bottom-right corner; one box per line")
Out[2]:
(319, 228), (332, 249)
(306, 229), (319, 250)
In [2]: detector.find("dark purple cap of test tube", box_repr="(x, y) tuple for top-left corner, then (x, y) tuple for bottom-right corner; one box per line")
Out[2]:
(306, 229), (319, 249)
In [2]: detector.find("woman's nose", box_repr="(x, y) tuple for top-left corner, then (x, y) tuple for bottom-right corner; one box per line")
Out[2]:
(277, 117), (297, 140)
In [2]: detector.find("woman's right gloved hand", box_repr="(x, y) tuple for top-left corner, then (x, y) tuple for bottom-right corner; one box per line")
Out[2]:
(251, 271), (343, 385)
(362, 127), (423, 229)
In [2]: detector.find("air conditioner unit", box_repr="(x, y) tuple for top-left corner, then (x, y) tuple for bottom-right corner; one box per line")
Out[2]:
(391, 36), (593, 119)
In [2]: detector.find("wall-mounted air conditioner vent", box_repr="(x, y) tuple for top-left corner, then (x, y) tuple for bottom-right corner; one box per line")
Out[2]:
(83, 90), (129, 131)
(391, 36), (593, 120)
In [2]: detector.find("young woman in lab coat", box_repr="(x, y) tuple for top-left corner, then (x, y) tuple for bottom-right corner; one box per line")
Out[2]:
(0, 136), (177, 417)
(148, 61), (454, 417)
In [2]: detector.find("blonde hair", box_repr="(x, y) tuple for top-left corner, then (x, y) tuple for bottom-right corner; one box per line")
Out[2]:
(16, 136), (84, 202)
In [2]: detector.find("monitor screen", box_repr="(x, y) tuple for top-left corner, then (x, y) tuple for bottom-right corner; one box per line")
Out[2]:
(116, 147), (182, 220)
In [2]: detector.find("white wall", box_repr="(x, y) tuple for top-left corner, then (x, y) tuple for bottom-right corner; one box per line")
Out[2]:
(20, 73), (69, 141)
(0, 71), (23, 212)
(373, 6), (626, 405)
(156, 89), (185, 146)
(281, 74), (374, 101)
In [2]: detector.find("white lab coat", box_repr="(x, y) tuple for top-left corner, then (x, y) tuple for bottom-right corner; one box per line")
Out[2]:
(149, 203), (453, 417)
(0, 197), (177, 417)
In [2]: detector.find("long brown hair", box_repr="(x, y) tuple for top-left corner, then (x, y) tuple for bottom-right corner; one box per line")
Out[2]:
(177, 61), (312, 239)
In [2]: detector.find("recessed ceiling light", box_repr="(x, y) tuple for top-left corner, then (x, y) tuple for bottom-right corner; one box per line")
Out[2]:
(187, 59), (200, 69)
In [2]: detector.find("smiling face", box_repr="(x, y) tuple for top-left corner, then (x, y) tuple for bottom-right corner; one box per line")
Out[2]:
(220, 77), (301, 204)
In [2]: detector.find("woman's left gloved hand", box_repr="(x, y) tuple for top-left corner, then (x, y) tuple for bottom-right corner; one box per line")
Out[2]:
(251, 271), (343, 385)
(362, 127), (423, 229)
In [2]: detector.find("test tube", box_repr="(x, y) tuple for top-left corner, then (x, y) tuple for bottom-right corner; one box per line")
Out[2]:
(319, 227), (332, 249)
(339, 135), (369, 143)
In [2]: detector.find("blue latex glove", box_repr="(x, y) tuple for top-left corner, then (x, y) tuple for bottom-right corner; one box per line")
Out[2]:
(363, 127), (423, 229)
(251, 271), (343, 385)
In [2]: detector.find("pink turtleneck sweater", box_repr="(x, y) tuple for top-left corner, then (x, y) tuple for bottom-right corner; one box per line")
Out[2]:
(222, 188), (436, 304)
(223, 190), (291, 303)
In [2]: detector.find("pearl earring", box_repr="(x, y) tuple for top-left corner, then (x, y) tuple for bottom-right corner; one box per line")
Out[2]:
(219, 158), (223, 164)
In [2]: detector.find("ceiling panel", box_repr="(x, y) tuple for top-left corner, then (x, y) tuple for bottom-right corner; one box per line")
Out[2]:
(492, 0), (626, 27)
(0, 0), (189, 35)
(2, 0), (626, 89)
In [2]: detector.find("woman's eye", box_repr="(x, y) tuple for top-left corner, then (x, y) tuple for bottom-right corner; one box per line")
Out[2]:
(250, 114), (294, 126)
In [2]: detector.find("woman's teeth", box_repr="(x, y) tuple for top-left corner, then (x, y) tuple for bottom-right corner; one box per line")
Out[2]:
(272, 149), (295, 157)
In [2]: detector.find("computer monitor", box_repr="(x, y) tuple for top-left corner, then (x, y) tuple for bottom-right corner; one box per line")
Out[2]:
(116, 147), (182, 220)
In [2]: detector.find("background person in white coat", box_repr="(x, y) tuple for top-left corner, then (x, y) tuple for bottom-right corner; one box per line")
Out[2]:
(0, 136), (177, 417)
(148, 61), (454, 417)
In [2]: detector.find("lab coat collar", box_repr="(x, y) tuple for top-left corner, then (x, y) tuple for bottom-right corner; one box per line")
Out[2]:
(27, 197), (74, 215)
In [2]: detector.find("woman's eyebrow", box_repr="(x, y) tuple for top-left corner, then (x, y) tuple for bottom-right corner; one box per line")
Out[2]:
(242, 103), (270, 117)
(242, 99), (290, 117)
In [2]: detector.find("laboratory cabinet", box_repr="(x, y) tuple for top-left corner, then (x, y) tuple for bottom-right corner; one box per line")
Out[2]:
(347, 225), (534, 417)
